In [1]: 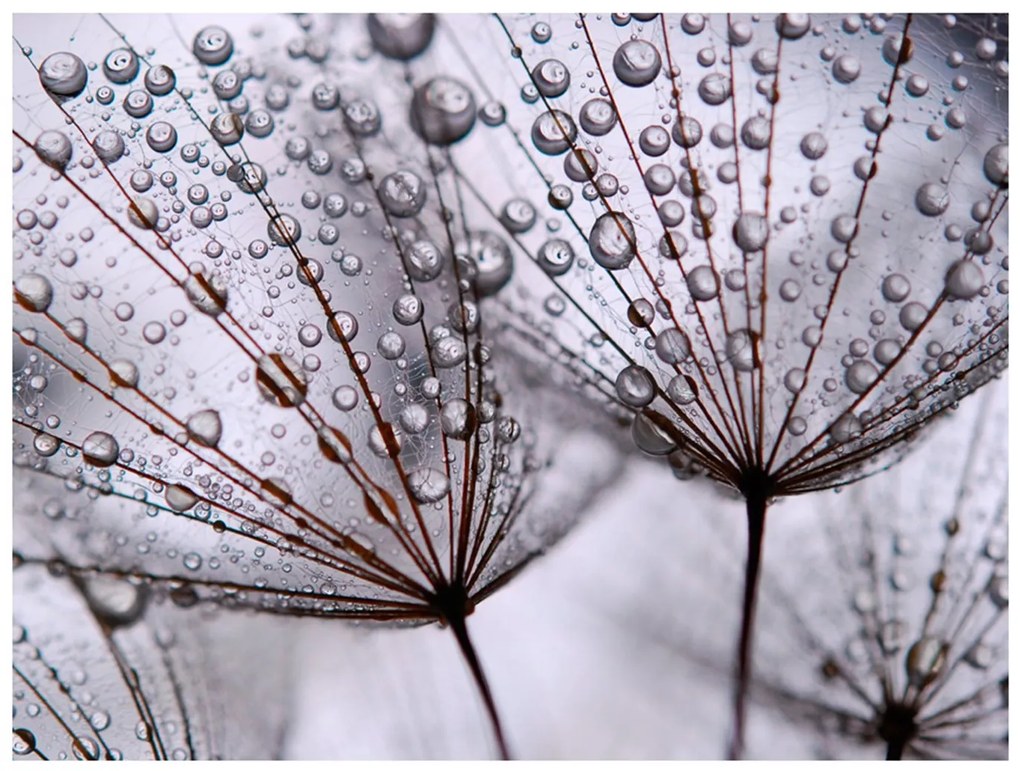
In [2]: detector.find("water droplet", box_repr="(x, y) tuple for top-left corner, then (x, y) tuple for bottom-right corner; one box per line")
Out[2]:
(378, 170), (426, 218)
(906, 636), (947, 688)
(655, 328), (691, 365)
(531, 109), (577, 155)
(698, 72), (731, 105)
(144, 64), (176, 96)
(983, 143), (1008, 186)
(440, 398), (476, 440)
(34, 130), (72, 170)
(458, 231), (514, 296)
(726, 329), (759, 372)
(739, 116), (770, 150)
(367, 13), (435, 60)
(589, 211), (636, 270)
(408, 467), (450, 503)
(14, 273), (53, 313)
(165, 483), (198, 513)
(915, 183), (949, 217)
(39, 51), (88, 98)
(532, 58), (570, 97)
(103, 47), (139, 84)
(733, 212), (768, 252)
(82, 431), (119, 467)
(944, 260), (984, 300)
(499, 198), (537, 233)
(92, 130), (126, 163)
(579, 98), (616, 136)
(613, 39), (661, 87)
(256, 354), (308, 407)
(832, 55), (861, 84)
(186, 409), (222, 448)
(410, 76), (476, 146)
(845, 360), (879, 394)
(193, 25), (233, 66)
(800, 132), (828, 160)
(615, 365), (656, 408)
(686, 265), (719, 301)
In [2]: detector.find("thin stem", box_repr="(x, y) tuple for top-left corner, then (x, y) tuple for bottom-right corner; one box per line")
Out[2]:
(729, 489), (769, 760)
(447, 613), (511, 761)
(887, 737), (907, 761)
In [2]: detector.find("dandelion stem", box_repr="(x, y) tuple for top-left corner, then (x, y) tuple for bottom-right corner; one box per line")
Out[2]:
(729, 485), (769, 760)
(886, 737), (907, 761)
(447, 612), (511, 760)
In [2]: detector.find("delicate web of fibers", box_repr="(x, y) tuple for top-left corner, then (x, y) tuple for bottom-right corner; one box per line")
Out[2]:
(10, 11), (1008, 760)
(12, 12), (624, 760)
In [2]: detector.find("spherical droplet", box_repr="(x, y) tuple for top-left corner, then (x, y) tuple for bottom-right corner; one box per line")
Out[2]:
(408, 467), (450, 503)
(103, 48), (139, 84)
(915, 183), (949, 217)
(589, 211), (636, 270)
(193, 26), (233, 66)
(82, 431), (119, 467)
(944, 260), (984, 300)
(687, 265), (720, 301)
(733, 212), (768, 252)
(983, 143), (1008, 186)
(881, 273), (911, 302)
(532, 58), (570, 97)
(613, 39), (662, 87)
(256, 353), (308, 407)
(367, 14), (435, 60)
(410, 76), (476, 146)
(377, 170), (426, 217)
(92, 130), (126, 163)
(832, 55), (861, 84)
(579, 98), (616, 136)
(800, 132), (828, 160)
(34, 130), (72, 170)
(615, 365), (656, 408)
(39, 51), (88, 97)
(186, 409), (223, 448)
(531, 109), (577, 155)
(459, 231), (514, 296)
(441, 398), (476, 440)
(726, 329), (759, 372)
(537, 238), (575, 276)
(14, 273), (53, 313)
(655, 328), (691, 364)
(845, 360), (879, 394)
(165, 483), (199, 512)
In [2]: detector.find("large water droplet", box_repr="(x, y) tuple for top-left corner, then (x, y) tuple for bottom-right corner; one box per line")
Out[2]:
(410, 76), (476, 145)
(408, 467), (450, 503)
(367, 14), (435, 60)
(82, 431), (119, 467)
(612, 39), (662, 87)
(589, 211), (636, 270)
(186, 409), (222, 448)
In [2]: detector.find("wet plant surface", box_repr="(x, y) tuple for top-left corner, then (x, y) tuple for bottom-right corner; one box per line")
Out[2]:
(11, 12), (1008, 760)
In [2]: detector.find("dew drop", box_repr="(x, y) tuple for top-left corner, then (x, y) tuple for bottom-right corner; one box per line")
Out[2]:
(193, 25), (233, 66)
(408, 467), (450, 503)
(39, 51), (88, 97)
(589, 211), (636, 270)
(410, 76), (476, 146)
(367, 13), (435, 60)
(615, 365), (657, 408)
(612, 39), (662, 87)
(82, 431), (119, 467)
(944, 260), (984, 300)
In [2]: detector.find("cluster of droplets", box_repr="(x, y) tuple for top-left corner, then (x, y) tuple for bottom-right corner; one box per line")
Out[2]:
(14, 12), (616, 662)
(396, 12), (1010, 495)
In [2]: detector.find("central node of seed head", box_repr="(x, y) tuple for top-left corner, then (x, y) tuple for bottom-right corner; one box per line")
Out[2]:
(738, 466), (775, 503)
(430, 581), (475, 624)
